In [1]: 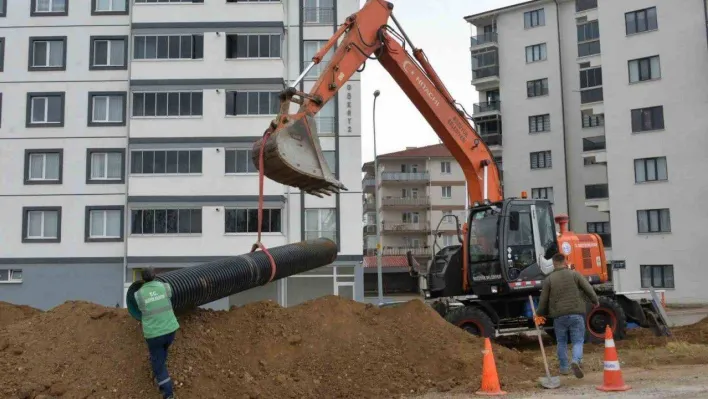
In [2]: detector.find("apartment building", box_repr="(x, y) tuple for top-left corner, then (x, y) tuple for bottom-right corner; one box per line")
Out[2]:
(361, 144), (475, 295)
(0, 0), (364, 310)
(465, 0), (708, 303)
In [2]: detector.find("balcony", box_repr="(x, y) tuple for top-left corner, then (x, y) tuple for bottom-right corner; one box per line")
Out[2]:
(470, 32), (498, 48)
(365, 247), (431, 257)
(382, 196), (430, 208)
(363, 199), (376, 211)
(470, 47), (499, 90)
(303, 7), (334, 25)
(363, 178), (375, 193)
(473, 101), (501, 116)
(363, 224), (377, 235)
(580, 87), (604, 105)
(380, 171), (430, 183)
(585, 184), (610, 212)
(582, 136), (607, 164)
(481, 133), (502, 147)
(381, 222), (430, 233)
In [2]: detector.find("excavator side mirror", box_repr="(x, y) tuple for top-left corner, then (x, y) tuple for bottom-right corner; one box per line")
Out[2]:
(509, 211), (520, 231)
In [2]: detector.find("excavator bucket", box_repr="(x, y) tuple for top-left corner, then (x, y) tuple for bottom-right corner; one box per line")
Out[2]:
(252, 114), (347, 197)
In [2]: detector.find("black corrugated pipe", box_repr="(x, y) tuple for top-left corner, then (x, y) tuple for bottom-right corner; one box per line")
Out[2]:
(126, 238), (338, 320)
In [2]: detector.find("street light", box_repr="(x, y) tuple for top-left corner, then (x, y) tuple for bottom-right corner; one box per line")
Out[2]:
(373, 89), (383, 305)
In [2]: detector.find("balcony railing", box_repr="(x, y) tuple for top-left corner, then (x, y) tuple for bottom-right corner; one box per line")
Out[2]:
(580, 87), (604, 104)
(363, 200), (376, 211)
(481, 133), (502, 146)
(473, 101), (501, 114)
(303, 7), (334, 24)
(380, 171), (430, 182)
(381, 222), (430, 232)
(382, 196), (430, 207)
(363, 225), (376, 234)
(363, 178), (375, 187)
(365, 247), (431, 257)
(582, 136), (606, 152)
(472, 66), (499, 80)
(585, 184), (609, 199)
(470, 32), (498, 46)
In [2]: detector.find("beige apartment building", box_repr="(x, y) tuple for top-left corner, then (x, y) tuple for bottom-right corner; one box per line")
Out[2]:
(361, 144), (486, 294)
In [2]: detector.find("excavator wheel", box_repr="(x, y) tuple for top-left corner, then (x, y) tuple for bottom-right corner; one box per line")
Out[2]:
(585, 296), (627, 343)
(252, 114), (347, 197)
(444, 306), (495, 339)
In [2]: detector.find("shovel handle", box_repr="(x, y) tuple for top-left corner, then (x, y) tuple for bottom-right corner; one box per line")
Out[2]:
(529, 295), (553, 378)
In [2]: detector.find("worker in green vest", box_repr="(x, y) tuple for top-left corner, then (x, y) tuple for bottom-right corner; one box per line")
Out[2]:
(134, 267), (180, 399)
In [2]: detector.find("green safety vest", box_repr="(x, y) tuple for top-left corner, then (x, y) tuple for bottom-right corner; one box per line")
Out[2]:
(134, 281), (180, 339)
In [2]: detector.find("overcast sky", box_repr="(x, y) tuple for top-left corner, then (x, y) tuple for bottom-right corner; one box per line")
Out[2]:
(359, 0), (526, 163)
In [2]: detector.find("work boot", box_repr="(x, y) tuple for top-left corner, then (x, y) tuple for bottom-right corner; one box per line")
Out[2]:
(559, 368), (571, 376)
(571, 362), (584, 379)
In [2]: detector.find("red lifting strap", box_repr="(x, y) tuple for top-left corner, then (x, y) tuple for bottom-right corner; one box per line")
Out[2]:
(250, 129), (277, 283)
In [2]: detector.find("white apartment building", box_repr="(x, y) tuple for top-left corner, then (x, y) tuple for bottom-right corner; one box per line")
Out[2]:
(465, 0), (708, 303)
(0, 0), (363, 310)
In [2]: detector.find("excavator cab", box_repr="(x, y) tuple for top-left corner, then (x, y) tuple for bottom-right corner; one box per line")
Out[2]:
(424, 198), (557, 300)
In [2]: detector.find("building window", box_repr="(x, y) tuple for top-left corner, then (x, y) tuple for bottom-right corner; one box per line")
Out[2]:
(637, 208), (671, 233)
(528, 114), (550, 133)
(628, 55), (661, 83)
(635, 157), (668, 183)
(22, 207), (62, 243)
(526, 78), (548, 98)
(532, 187), (553, 200)
(575, 0), (597, 12)
(579, 66), (602, 89)
(130, 150), (202, 174)
(133, 34), (204, 60)
(0, 38), (5, 71)
(582, 136), (605, 152)
(85, 206), (124, 242)
(88, 92), (126, 126)
(90, 36), (127, 69)
(626, 7), (658, 35)
(577, 20), (600, 57)
(303, 0), (334, 25)
(585, 183), (608, 199)
(0, 0), (6, 17)
(582, 112), (604, 128)
(132, 91), (203, 118)
(28, 36), (67, 71)
(524, 9), (545, 28)
(315, 100), (335, 135)
(530, 151), (551, 169)
(87, 149), (125, 184)
(130, 208), (202, 235)
(322, 151), (336, 173)
(525, 43), (547, 63)
(225, 34), (281, 59)
(24, 149), (62, 184)
(471, 48), (499, 80)
(224, 208), (282, 233)
(225, 149), (258, 174)
(303, 40), (334, 77)
(441, 186), (452, 199)
(26, 92), (65, 127)
(0, 269), (23, 283)
(135, 0), (205, 2)
(92, 0), (128, 15)
(587, 221), (611, 247)
(31, 0), (68, 16)
(304, 208), (336, 242)
(225, 91), (279, 116)
(631, 106), (664, 133)
(440, 161), (451, 174)
(641, 265), (674, 289)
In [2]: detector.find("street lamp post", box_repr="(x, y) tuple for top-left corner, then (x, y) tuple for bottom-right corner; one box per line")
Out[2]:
(373, 89), (384, 305)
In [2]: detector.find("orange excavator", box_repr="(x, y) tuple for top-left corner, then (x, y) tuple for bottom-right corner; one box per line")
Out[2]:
(252, 0), (669, 342)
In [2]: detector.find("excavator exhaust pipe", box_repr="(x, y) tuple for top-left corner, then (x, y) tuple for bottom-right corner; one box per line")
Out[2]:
(252, 114), (348, 197)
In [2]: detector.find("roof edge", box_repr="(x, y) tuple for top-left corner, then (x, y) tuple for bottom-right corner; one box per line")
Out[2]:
(464, 0), (547, 22)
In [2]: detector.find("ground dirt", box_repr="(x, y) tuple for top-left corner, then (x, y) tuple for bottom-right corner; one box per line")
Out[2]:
(0, 301), (42, 329)
(1, 299), (707, 399)
(0, 297), (538, 399)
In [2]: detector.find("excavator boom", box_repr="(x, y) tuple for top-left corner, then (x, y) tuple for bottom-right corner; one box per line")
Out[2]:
(252, 0), (502, 203)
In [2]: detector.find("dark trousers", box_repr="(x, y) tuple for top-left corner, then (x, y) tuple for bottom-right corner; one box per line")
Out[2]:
(146, 331), (176, 398)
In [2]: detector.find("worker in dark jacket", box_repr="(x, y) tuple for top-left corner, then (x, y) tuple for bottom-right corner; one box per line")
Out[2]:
(134, 267), (180, 399)
(535, 253), (599, 378)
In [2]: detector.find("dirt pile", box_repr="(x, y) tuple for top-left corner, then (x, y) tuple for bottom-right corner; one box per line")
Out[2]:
(0, 301), (42, 329)
(0, 297), (536, 399)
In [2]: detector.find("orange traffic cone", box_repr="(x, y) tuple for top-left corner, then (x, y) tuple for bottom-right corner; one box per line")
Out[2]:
(476, 337), (507, 396)
(596, 325), (631, 392)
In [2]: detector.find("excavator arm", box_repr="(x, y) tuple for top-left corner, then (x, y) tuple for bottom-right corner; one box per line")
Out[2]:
(253, 0), (502, 204)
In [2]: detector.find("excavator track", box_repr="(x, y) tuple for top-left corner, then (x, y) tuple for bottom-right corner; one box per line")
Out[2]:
(252, 114), (348, 197)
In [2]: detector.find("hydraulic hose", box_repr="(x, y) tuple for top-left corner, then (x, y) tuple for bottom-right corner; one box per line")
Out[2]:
(126, 238), (338, 320)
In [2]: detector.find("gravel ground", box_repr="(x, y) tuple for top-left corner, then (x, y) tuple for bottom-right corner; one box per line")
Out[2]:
(415, 365), (708, 398)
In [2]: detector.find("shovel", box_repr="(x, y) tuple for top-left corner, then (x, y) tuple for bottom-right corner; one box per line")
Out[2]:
(528, 295), (561, 389)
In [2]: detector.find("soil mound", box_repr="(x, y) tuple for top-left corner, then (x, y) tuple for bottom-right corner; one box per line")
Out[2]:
(0, 297), (535, 399)
(0, 301), (42, 329)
